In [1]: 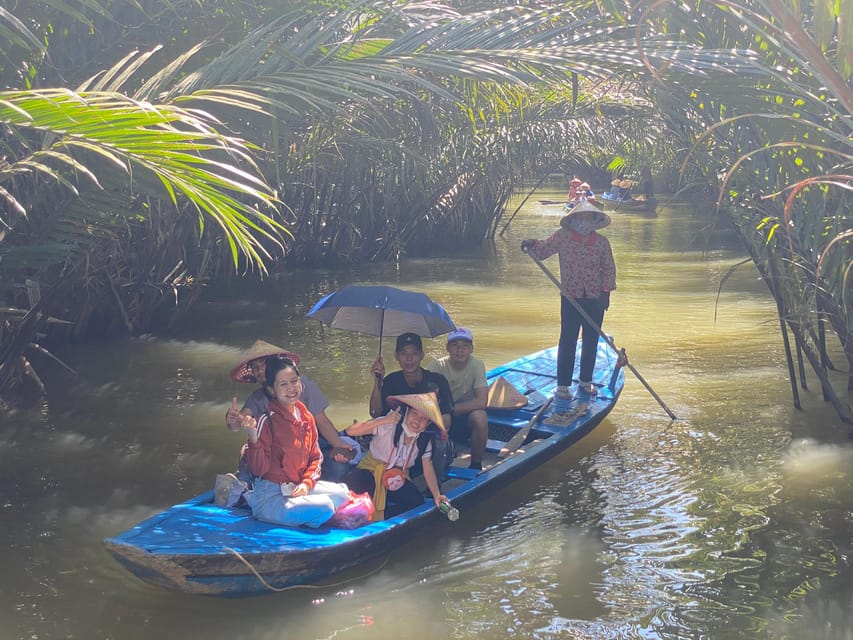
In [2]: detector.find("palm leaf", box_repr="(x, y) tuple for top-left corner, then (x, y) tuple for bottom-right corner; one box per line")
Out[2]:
(0, 89), (285, 271)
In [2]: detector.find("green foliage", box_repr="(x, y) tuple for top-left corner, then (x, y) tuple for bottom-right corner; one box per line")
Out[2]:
(2, 0), (850, 417)
(646, 0), (853, 417)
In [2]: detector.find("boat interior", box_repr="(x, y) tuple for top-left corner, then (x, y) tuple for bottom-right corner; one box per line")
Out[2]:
(431, 419), (552, 493)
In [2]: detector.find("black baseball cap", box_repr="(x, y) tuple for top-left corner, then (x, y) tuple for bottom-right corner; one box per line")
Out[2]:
(395, 332), (423, 352)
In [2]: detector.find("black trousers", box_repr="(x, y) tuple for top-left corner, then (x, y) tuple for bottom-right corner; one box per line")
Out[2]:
(557, 296), (605, 387)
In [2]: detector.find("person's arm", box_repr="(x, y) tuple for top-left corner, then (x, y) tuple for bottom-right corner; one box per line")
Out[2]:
(594, 238), (616, 310)
(297, 376), (352, 461)
(369, 384), (384, 418)
(434, 373), (455, 429)
(228, 388), (268, 431)
(227, 394), (261, 432)
(369, 356), (386, 417)
(601, 237), (617, 292)
(314, 410), (342, 445)
(453, 385), (488, 415)
(345, 409), (400, 437)
(226, 396), (250, 432)
(244, 415), (271, 479)
(294, 416), (322, 495)
(314, 410), (355, 462)
(421, 455), (446, 508)
(521, 229), (562, 260)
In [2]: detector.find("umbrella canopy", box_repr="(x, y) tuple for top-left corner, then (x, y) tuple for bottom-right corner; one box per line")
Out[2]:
(306, 285), (456, 355)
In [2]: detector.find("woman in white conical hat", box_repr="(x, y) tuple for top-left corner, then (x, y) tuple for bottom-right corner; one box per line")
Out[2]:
(520, 200), (616, 401)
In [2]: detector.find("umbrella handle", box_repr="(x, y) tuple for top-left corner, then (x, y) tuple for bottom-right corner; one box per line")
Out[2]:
(371, 353), (384, 384)
(377, 310), (384, 358)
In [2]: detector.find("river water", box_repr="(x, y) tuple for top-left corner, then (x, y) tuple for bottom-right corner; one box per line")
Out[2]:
(3, 181), (852, 640)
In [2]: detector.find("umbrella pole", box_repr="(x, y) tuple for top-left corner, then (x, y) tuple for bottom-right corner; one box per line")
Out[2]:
(524, 249), (678, 421)
(373, 311), (385, 385)
(377, 310), (384, 358)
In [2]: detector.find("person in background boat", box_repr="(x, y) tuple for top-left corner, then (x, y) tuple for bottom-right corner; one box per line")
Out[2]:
(426, 327), (488, 470)
(369, 332), (454, 478)
(608, 178), (625, 201)
(227, 340), (358, 481)
(566, 181), (596, 211)
(577, 181), (595, 203)
(343, 393), (448, 519)
(566, 176), (583, 202)
(238, 356), (352, 528)
(520, 200), (616, 401)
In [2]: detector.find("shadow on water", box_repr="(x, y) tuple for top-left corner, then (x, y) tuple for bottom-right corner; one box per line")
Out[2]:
(3, 178), (853, 639)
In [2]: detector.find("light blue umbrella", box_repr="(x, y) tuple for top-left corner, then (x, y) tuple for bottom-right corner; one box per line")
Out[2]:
(306, 285), (456, 356)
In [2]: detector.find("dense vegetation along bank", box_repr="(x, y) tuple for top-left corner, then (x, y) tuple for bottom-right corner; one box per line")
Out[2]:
(1, 1), (850, 423)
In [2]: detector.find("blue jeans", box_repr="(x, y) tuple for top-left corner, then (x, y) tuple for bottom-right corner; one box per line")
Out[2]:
(249, 478), (350, 528)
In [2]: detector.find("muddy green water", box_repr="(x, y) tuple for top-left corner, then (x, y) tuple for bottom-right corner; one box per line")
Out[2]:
(2, 182), (852, 639)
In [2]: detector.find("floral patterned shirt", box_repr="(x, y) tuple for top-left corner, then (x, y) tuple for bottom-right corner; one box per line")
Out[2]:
(529, 229), (616, 299)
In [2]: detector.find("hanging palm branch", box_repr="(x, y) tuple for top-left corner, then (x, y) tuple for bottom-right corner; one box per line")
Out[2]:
(10, 0), (842, 410)
(0, 89), (284, 276)
(641, 0), (853, 419)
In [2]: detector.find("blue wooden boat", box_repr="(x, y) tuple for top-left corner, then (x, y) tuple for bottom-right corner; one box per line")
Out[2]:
(600, 191), (657, 212)
(104, 338), (624, 596)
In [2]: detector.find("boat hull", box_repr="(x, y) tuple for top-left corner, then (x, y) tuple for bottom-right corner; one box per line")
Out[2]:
(104, 339), (623, 596)
(600, 192), (657, 211)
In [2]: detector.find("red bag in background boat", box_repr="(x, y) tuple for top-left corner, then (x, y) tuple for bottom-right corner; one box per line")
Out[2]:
(330, 491), (375, 529)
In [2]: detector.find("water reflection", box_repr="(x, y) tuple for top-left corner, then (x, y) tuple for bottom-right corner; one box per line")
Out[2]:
(3, 182), (853, 639)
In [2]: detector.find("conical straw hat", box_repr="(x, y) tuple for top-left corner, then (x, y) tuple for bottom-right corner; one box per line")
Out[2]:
(230, 340), (301, 383)
(560, 199), (611, 230)
(619, 179), (633, 189)
(387, 392), (446, 432)
(487, 377), (529, 409)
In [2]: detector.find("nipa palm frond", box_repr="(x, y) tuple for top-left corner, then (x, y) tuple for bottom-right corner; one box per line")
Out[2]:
(0, 88), (286, 272)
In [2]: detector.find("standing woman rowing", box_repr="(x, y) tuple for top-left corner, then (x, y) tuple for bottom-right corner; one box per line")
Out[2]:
(520, 200), (616, 400)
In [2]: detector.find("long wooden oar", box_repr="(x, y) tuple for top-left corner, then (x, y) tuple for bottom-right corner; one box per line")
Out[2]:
(524, 249), (678, 421)
(498, 396), (554, 458)
(498, 171), (552, 237)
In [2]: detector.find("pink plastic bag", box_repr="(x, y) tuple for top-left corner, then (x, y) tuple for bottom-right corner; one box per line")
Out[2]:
(330, 491), (375, 529)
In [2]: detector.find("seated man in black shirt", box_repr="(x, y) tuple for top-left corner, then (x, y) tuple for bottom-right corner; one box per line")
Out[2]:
(369, 332), (454, 478)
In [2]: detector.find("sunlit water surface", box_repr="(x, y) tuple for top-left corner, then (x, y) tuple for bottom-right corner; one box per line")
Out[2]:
(2, 182), (852, 640)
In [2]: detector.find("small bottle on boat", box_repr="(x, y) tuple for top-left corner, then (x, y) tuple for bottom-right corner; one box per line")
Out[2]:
(439, 499), (460, 522)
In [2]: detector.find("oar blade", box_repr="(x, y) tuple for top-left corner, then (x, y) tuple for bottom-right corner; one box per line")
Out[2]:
(497, 397), (553, 458)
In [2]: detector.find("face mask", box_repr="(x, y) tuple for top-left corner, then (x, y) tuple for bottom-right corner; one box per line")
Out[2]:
(569, 217), (596, 235)
(401, 411), (419, 438)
